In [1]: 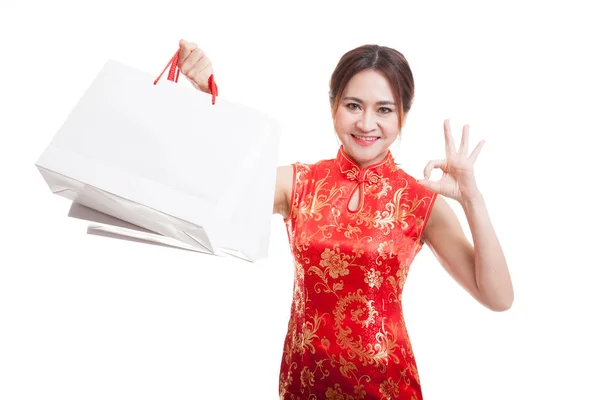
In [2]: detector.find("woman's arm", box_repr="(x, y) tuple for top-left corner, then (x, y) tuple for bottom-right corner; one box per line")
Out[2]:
(273, 165), (293, 218)
(423, 193), (513, 312)
(419, 120), (513, 312)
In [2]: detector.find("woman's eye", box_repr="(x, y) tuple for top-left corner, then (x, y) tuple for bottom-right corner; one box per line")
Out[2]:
(346, 103), (360, 111)
(379, 107), (393, 114)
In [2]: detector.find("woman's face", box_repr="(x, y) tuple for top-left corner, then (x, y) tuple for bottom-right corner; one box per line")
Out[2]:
(333, 69), (401, 168)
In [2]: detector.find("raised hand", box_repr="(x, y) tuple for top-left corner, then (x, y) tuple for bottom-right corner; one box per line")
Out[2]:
(177, 39), (214, 94)
(418, 119), (485, 204)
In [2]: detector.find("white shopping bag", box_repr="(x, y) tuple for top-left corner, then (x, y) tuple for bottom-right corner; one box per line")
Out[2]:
(36, 52), (281, 262)
(67, 202), (215, 254)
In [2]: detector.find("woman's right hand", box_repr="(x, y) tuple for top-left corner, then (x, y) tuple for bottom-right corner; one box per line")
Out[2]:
(177, 39), (214, 94)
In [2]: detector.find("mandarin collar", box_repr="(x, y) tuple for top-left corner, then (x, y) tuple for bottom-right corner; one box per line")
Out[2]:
(334, 146), (396, 184)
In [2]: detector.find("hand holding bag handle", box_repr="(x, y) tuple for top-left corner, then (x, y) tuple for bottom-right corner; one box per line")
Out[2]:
(154, 43), (219, 105)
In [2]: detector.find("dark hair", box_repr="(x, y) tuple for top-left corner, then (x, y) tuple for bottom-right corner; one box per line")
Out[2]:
(329, 44), (415, 128)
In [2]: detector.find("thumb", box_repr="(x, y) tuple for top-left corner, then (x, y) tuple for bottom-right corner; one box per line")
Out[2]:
(179, 39), (188, 47)
(417, 179), (437, 192)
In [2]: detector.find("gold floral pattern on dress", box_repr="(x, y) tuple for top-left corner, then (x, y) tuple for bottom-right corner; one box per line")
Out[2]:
(353, 383), (367, 399)
(364, 268), (383, 289)
(279, 360), (298, 398)
(320, 246), (351, 279)
(294, 168), (346, 224)
(386, 266), (409, 304)
(344, 223), (362, 239)
(364, 176), (392, 200)
(377, 240), (397, 260)
(334, 290), (401, 372)
(292, 260), (305, 313)
(326, 384), (355, 400)
(289, 311), (327, 356)
(399, 195), (429, 231)
(300, 367), (315, 388)
(379, 377), (400, 399)
(280, 147), (437, 400)
(295, 231), (312, 252)
(346, 182), (409, 236)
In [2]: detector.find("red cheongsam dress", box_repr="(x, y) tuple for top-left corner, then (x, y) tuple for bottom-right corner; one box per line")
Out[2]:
(279, 146), (438, 400)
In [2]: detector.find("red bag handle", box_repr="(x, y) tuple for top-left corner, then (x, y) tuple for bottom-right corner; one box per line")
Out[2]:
(154, 49), (218, 105)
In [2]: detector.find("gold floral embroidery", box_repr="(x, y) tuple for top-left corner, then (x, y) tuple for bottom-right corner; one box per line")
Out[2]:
(364, 176), (392, 199)
(399, 342), (420, 387)
(300, 367), (315, 388)
(377, 241), (396, 260)
(364, 268), (383, 289)
(353, 384), (367, 399)
(292, 260), (305, 315)
(338, 354), (360, 379)
(319, 351), (373, 400)
(307, 245), (356, 296)
(415, 216), (424, 231)
(399, 195), (428, 231)
(320, 246), (351, 279)
(333, 290), (403, 372)
(295, 231), (311, 252)
(295, 169), (345, 223)
(327, 208), (373, 247)
(326, 383), (355, 400)
(347, 181), (409, 235)
(379, 377), (400, 399)
(279, 360), (298, 398)
(344, 223), (361, 239)
(290, 311), (327, 355)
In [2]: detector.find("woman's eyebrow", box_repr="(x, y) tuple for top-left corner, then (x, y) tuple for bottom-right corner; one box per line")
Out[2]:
(342, 96), (396, 106)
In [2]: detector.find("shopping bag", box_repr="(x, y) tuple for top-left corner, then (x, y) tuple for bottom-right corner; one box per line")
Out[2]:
(67, 202), (214, 254)
(35, 49), (281, 262)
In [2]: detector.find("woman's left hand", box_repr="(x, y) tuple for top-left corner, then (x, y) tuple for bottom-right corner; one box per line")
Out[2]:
(418, 119), (485, 204)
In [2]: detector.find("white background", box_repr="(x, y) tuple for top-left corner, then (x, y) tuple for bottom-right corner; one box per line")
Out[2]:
(1, 0), (598, 399)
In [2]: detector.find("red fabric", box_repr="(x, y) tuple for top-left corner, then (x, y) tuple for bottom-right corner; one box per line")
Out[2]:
(280, 146), (438, 400)
(154, 49), (218, 105)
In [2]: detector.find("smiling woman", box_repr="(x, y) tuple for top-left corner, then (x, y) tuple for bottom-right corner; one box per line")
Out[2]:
(333, 69), (401, 163)
(177, 39), (513, 400)
(329, 44), (414, 169)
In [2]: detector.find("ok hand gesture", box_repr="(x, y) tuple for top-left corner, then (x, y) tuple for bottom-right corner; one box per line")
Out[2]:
(418, 119), (486, 204)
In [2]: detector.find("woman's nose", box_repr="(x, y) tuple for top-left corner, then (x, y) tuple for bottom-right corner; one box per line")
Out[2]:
(356, 111), (377, 133)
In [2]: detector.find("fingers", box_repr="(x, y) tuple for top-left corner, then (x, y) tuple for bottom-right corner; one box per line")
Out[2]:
(459, 124), (470, 157)
(180, 48), (208, 75)
(423, 159), (446, 180)
(178, 39), (214, 93)
(468, 140), (486, 162)
(178, 39), (197, 67)
(444, 119), (457, 155)
(187, 59), (214, 91)
(179, 44), (205, 75)
(417, 178), (441, 193)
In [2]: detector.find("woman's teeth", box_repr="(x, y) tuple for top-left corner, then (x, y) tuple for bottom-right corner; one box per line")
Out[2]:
(352, 135), (379, 141)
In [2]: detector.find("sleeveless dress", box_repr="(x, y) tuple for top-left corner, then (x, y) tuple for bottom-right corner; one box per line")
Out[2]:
(279, 146), (438, 400)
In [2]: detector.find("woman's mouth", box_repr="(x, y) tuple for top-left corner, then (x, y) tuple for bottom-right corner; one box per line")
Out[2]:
(351, 134), (380, 146)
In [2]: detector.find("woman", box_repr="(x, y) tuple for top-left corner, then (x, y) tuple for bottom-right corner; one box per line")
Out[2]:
(177, 39), (513, 400)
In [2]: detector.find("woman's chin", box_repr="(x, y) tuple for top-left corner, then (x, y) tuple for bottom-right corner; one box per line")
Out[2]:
(345, 147), (383, 166)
